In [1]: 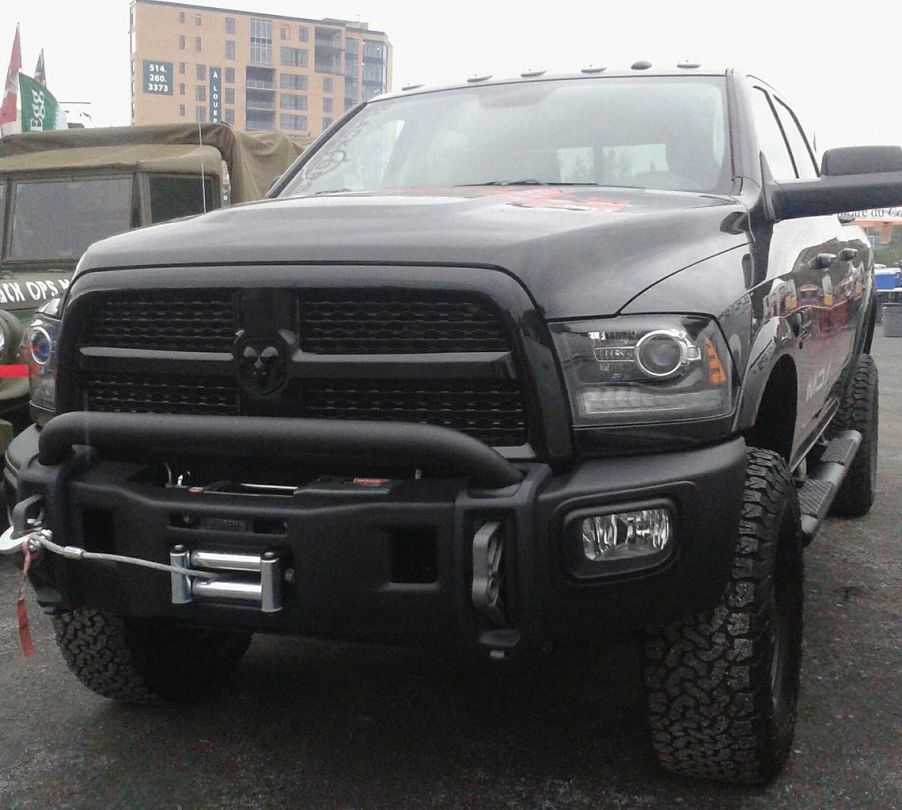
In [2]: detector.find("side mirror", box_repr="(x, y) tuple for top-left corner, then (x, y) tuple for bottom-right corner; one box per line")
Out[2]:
(767, 145), (902, 221)
(821, 146), (902, 176)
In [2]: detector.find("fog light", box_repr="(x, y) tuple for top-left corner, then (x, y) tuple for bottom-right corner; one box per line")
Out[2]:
(580, 508), (673, 561)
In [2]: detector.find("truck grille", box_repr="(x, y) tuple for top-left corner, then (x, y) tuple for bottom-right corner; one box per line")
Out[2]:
(83, 290), (236, 352)
(298, 295), (509, 354)
(69, 287), (531, 448)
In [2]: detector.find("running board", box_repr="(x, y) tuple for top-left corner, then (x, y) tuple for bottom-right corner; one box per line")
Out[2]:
(798, 429), (861, 545)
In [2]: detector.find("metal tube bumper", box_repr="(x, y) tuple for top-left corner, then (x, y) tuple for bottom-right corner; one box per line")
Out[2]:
(37, 412), (524, 489)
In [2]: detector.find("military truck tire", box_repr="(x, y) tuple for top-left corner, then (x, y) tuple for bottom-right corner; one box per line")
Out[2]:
(642, 448), (803, 784)
(828, 354), (878, 517)
(53, 609), (251, 704)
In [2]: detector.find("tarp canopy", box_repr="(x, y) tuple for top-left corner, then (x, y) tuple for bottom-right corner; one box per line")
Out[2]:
(0, 124), (306, 203)
(0, 143), (224, 176)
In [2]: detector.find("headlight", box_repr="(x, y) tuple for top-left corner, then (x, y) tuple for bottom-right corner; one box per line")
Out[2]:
(23, 301), (61, 418)
(550, 315), (735, 426)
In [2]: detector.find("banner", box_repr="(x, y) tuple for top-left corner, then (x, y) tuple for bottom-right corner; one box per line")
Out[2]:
(210, 66), (221, 122)
(0, 24), (22, 130)
(19, 72), (67, 132)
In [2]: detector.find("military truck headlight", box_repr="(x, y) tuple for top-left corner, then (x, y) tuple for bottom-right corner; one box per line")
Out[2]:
(23, 301), (61, 420)
(551, 315), (735, 426)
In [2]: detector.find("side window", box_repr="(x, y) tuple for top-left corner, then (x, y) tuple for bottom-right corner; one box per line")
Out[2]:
(148, 175), (215, 222)
(773, 100), (818, 179)
(750, 88), (796, 180)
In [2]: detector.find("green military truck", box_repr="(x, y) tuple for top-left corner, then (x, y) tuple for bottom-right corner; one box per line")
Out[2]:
(0, 123), (303, 443)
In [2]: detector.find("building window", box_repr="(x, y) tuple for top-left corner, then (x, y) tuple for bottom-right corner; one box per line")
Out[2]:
(279, 113), (307, 131)
(225, 18), (235, 34)
(225, 67), (235, 83)
(250, 18), (273, 66)
(225, 87), (235, 104)
(195, 15), (201, 25)
(179, 12), (185, 23)
(224, 108), (235, 125)
(280, 93), (307, 111)
(179, 104), (186, 116)
(345, 99), (356, 112)
(179, 35), (186, 50)
(315, 28), (343, 74)
(246, 109), (275, 131)
(280, 47), (308, 68)
(280, 73), (308, 90)
(323, 77), (333, 93)
(196, 65), (206, 81)
(196, 85), (206, 102)
(299, 27), (309, 42)
(196, 106), (206, 122)
(179, 83), (185, 95)
(280, 25), (290, 41)
(179, 62), (186, 74)
(323, 97), (333, 113)
(322, 117), (333, 130)
(195, 37), (202, 52)
(225, 41), (235, 60)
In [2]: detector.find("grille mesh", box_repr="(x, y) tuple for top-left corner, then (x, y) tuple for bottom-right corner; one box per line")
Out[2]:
(298, 295), (509, 354)
(83, 290), (235, 352)
(82, 372), (239, 416)
(303, 379), (527, 446)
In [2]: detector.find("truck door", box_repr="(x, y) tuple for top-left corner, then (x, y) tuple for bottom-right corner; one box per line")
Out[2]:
(749, 86), (856, 456)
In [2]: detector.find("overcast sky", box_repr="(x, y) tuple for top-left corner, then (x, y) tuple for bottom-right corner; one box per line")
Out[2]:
(1, 0), (900, 150)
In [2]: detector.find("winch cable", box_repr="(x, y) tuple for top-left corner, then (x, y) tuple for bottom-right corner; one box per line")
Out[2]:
(22, 529), (225, 580)
(11, 530), (224, 658)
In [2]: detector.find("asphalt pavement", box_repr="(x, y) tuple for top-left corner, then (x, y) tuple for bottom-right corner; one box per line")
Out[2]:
(0, 333), (900, 809)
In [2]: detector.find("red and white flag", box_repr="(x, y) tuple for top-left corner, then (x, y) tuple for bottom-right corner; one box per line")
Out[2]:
(0, 24), (22, 128)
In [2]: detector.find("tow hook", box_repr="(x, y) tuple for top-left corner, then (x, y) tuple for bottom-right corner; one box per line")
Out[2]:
(471, 521), (507, 626)
(0, 494), (47, 558)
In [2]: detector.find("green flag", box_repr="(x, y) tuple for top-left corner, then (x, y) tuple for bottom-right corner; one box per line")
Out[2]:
(19, 72), (67, 132)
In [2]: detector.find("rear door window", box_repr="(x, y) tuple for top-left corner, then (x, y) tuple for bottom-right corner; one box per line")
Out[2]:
(148, 175), (216, 223)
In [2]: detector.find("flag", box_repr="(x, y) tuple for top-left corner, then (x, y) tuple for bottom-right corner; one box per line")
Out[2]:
(33, 49), (45, 86)
(0, 24), (22, 129)
(19, 72), (67, 131)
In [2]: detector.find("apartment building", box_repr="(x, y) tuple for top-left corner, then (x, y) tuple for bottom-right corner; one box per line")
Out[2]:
(129, 0), (392, 138)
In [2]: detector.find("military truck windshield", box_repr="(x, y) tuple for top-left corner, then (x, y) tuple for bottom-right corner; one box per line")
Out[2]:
(8, 176), (133, 261)
(282, 76), (730, 196)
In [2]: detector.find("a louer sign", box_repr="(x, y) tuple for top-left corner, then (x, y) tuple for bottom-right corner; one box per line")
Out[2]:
(18, 72), (66, 132)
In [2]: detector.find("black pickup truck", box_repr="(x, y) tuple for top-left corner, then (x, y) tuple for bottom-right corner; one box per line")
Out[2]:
(3, 66), (901, 784)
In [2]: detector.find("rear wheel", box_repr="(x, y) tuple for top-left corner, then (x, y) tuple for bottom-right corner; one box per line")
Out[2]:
(828, 354), (878, 517)
(53, 609), (251, 704)
(643, 448), (803, 784)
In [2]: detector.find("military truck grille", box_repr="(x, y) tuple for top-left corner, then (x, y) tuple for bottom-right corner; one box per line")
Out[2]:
(83, 290), (236, 352)
(71, 289), (530, 447)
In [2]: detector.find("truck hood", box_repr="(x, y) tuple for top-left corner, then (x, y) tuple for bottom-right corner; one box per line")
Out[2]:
(78, 187), (749, 319)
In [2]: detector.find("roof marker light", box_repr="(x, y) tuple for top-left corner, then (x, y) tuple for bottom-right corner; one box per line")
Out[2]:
(467, 73), (492, 83)
(631, 60), (652, 70)
(581, 64), (607, 74)
(520, 68), (546, 78)
(677, 60), (701, 69)
(401, 82), (424, 91)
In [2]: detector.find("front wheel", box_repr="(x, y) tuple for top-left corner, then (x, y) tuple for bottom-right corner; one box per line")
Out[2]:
(53, 609), (252, 703)
(643, 448), (803, 784)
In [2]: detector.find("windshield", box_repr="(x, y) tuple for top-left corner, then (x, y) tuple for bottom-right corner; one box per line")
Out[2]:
(281, 76), (730, 196)
(8, 176), (133, 261)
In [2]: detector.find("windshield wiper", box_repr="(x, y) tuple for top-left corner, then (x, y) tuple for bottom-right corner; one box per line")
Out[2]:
(457, 181), (643, 188)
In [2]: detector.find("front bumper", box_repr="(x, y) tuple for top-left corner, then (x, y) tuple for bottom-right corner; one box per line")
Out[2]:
(5, 415), (747, 652)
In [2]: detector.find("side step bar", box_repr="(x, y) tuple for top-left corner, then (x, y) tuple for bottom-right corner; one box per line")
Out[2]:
(798, 429), (862, 545)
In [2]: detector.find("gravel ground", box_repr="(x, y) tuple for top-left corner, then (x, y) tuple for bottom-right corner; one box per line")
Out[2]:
(0, 333), (899, 809)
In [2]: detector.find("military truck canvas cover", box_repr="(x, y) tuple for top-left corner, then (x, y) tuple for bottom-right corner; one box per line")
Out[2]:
(0, 123), (304, 203)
